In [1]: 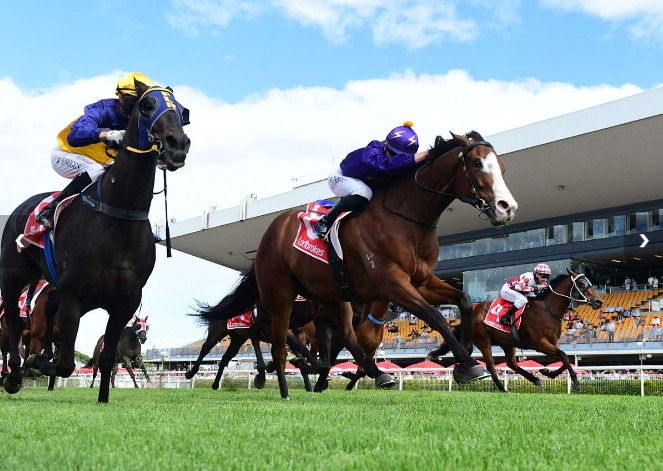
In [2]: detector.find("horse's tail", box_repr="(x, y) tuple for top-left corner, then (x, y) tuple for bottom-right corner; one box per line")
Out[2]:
(84, 357), (94, 368)
(191, 265), (258, 326)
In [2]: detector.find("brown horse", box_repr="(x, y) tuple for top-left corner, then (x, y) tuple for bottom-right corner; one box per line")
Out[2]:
(86, 316), (150, 388)
(187, 300), (319, 390)
(429, 269), (603, 392)
(196, 131), (517, 399)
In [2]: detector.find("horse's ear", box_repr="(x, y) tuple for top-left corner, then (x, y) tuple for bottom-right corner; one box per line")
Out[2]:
(144, 316), (148, 322)
(134, 78), (149, 97)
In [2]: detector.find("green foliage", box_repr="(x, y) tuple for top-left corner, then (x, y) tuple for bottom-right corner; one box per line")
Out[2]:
(0, 388), (661, 471)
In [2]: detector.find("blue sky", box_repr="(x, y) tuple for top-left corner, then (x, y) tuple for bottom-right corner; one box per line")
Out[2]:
(1, 0), (662, 355)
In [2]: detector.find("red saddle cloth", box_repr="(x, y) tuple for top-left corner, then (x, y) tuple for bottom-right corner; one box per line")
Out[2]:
(17, 193), (76, 251)
(0, 281), (46, 319)
(293, 202), (330, 263)
(483, 297), (525, 333)
(227, 310), (253, 330)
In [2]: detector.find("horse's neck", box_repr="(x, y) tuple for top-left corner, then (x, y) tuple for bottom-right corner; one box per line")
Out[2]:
(380, 149), (460, 227)
(545, 279), (573, 317)
(100, 141), (156, 213)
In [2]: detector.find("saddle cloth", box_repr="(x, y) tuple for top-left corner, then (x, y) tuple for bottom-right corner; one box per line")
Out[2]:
(292, 201), (351, 263)
(16, 193), (77, 251)
(227, 310), (253, 330)
(483, 297), (525, 333)
(0, 281), (47, 319)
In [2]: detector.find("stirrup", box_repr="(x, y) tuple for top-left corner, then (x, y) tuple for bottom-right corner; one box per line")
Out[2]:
(313, 220), (329, 239)
(36, 209), (55, 230)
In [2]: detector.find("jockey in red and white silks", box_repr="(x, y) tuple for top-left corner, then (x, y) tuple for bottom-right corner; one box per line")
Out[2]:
(499, 263), (551, 325)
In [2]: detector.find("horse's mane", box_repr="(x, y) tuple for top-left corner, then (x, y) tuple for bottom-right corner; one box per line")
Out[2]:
(426, 131), (485, 161)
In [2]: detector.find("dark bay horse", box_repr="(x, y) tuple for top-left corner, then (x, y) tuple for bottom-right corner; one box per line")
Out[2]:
(187, 300), (318, 390)
(87, 316), (150, 388)
(196, 131), (518, 399)
(429, 269), (603, 392)
(0, 80), (190, 402)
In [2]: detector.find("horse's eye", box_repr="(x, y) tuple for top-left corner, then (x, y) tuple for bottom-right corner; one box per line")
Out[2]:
(139, 97), (158, 118)
(472, 159), (483, 169)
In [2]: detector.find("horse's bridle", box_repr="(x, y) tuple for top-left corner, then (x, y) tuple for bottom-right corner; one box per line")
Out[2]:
(414, 140), (493, 218)
(540, 274), (595, 320)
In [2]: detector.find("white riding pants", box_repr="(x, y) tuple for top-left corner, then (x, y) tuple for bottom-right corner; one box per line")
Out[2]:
(51, 147), (107, 181)
(499, 285), (529, 309)
(328, 163), (373, 200)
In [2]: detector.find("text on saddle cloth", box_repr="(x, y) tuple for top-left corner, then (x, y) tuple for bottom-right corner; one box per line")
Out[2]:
(16, 193), (77, 251)
(227, 310), (253, 330)
(292, 201), (352, 263)
(483, 297), (525, 333)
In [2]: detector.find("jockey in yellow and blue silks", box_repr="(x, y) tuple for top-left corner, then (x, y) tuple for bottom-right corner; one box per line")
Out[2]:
(36, 72), (154, 229)
(313, 121), (431, 239)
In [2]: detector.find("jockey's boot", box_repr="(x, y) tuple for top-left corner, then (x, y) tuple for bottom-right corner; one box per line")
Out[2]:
(36, 172), (93, 230)
(313, 194), (369, 239)
(500, 304), (519, 325)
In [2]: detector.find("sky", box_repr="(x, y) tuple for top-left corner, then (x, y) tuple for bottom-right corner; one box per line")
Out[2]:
(1, 0), (663, 356)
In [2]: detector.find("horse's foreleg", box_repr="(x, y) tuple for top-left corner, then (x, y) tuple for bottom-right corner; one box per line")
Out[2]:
(417, 276), (474, 355)
(122, 356), (139, 388)
(473, 326), (505, 392)
(3, 290), (26, 394)
(504, 347), (541, 387)
(136, 355), (150, 382)
(212, 334), (244, 390)
(388, 275), (486, 384)
(334, 302), (394, 388)
(50, 296), (81, 379)
(43, 289), (59, 360)
(538, 339), (580, 391)
(98, 312), (133, 403)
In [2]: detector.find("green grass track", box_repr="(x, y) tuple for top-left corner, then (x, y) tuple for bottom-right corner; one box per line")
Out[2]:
(0, 388), (659, 471)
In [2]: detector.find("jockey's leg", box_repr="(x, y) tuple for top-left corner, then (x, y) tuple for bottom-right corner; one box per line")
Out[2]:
(313, 195), (369, 238)
(36, 172), (93, 229)
(499, 288), (527, 325)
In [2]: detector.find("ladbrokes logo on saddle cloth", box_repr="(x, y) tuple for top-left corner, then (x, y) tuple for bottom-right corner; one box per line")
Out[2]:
(484, 297), (525, 333)
(293, 201), (350, 263)
(227, 310), (253, 330)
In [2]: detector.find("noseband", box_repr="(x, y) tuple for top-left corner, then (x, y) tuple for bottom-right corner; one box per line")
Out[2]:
(414, 140), (493, 218)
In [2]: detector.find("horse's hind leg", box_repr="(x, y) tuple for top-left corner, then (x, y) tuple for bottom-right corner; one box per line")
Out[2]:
(504, 347), (541, 387)
(313, 310), (334, 393)
(251, 336), (267, 390)
(212, 334), (244, 390)
(185, 321), (224, 380)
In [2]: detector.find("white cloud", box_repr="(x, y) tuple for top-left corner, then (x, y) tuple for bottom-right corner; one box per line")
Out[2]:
(542, 0), (663, 44)
(167, 0), (517, 48)
(0, 71), (643, 354)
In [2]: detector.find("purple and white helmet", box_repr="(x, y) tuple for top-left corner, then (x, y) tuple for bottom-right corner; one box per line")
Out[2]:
(385, 120), (419, 155)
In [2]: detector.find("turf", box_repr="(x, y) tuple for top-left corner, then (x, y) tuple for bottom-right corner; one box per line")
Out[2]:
(0, 388), (659, 471)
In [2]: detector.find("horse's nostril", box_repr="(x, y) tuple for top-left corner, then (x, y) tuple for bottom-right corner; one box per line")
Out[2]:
(497, 200), (510, 211)
(166, 135), (178, 149)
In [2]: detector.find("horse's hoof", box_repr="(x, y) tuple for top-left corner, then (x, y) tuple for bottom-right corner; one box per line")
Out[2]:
(426, 353), (439, 362)
(3, 378), (21, 394)
(282, 396), (290, 401)
(313, 380), (328, 393)
(533, 379), (543, 387)
(572, 383), (582, 392)
(345, 383), (355, 391)
(375, 373), (396, 388)
(253, 375), (266, 390)
(341, 372), (354, 380)
(211, 382), (220, 390)
(184, 370), (195, 380)
(539, 368), (550, 377)
(24, 354), (44, 370)
(453, 364), (490, 385)
(265, 361), (275, 374)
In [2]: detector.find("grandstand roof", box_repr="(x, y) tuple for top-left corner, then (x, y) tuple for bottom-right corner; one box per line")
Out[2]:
(157, 87), (663, 271)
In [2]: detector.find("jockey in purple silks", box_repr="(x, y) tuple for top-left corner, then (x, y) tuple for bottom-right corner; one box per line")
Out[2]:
(313, 121), (431, 239)
(499, 263), (552, 325)
(36, 72), (154, 230)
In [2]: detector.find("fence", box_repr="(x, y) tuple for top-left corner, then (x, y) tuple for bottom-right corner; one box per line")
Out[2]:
(20, 365), (663, 396)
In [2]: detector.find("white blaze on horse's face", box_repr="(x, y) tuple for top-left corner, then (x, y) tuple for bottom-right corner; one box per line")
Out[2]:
(483, 151), (518, 224)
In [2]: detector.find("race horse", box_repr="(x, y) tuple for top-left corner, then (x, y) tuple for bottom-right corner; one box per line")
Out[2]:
(87, 316), (151, 388)
(187, 299), (319, 390)
(196, 131), (518, 399)
(0, 281), (42, 381)
(428, 269), (603, 392)
(0, 79), (190, 402)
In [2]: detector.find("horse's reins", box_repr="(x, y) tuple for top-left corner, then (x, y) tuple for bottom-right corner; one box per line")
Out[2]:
(414, 140), (492, 216)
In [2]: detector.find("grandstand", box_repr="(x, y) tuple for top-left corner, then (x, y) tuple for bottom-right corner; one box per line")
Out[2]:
(144, 87), (663, 370)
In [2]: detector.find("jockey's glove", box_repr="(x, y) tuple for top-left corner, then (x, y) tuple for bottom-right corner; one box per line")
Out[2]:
(106, 130), (125, 143)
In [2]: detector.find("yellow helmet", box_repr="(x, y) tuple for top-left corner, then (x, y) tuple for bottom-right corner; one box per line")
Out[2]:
(115, 72), (154, 97)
